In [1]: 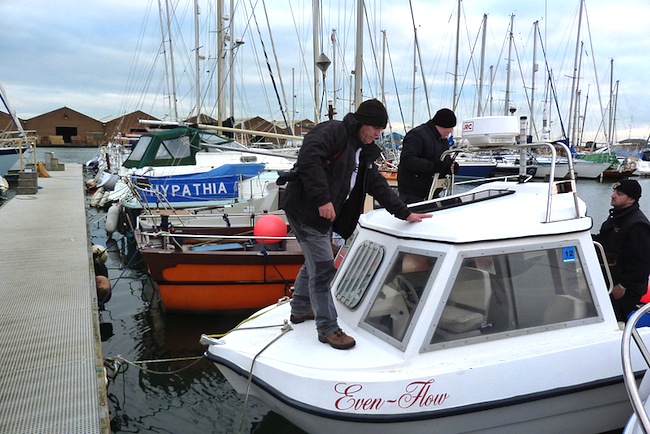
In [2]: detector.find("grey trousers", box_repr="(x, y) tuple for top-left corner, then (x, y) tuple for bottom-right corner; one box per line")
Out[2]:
(286, 213), (339, 337)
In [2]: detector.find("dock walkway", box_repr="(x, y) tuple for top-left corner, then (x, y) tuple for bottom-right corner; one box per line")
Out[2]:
(0, 165), (110, 433)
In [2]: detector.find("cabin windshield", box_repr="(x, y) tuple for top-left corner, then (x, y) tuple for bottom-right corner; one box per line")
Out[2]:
(426, 243), (599, 350)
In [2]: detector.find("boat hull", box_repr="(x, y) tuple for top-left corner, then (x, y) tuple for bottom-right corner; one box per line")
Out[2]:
(0, 146), (20, 177)
(206, 296), (643, 434)
(214, 355), (632, 434)
(141, 247), (303, 313)
(455, 162), (497, 179)
(573, 160), (610, 179)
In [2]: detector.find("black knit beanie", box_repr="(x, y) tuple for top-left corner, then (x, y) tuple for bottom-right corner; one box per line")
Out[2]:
(614, 179), (642, 200)
(432, 108), (457, 128)
(354, 99), (388, 128)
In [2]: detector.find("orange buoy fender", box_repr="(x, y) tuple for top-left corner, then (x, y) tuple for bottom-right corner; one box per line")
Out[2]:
(254, 214), (287, 244)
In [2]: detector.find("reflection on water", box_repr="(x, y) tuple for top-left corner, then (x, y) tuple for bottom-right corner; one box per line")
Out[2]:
(96, 221), (298, 433)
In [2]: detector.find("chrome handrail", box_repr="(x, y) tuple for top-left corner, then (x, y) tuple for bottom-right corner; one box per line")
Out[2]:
(621, 302), (650, 433)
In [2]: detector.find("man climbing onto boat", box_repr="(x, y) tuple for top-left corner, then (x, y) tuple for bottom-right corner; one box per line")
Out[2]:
(280, 98), (432, 350)
(594, 179), (650, 322)
(397, 108), (457, 203)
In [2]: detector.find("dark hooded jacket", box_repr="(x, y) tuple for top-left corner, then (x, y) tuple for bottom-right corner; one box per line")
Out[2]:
(280, 112), (411, 238)
(397, 119), (453, 201)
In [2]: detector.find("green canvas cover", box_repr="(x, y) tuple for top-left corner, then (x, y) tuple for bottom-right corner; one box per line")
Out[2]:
(123, 127), (232, 169)
(577, 151), (619, 166)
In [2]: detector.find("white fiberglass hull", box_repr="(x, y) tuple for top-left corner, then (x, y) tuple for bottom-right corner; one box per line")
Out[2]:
(206, 301), (645, 434)
(0, 147), (20, 176)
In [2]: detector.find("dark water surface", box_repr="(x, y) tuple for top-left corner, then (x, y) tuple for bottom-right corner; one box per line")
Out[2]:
(17, 147), (650, 433)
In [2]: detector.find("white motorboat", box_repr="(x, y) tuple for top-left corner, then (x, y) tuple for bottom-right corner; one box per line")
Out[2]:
(573, 159), (611, 179)
(203, 118), (650, 433)
(532, 155), (570, 179)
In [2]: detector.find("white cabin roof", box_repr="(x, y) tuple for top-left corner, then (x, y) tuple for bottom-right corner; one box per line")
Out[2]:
(360, 181), (592, 243)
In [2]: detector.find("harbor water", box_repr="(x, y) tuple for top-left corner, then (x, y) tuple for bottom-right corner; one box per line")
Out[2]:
(12, 147), (650, 433)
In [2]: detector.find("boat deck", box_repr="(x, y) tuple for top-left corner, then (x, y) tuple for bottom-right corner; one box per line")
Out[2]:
(0, 165), (110, 433)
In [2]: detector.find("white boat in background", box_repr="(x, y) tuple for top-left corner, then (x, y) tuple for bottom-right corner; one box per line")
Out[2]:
(573, 159), (610, 179)
(0, 145), (22, 177)
(0, 82), (36, 176)
(203, 118), (650, 433)
(532, 155), (570, 179)
(633, 149), (650, 177)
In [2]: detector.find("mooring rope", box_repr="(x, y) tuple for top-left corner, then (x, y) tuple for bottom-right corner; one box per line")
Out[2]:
(104, 354), (205, 376)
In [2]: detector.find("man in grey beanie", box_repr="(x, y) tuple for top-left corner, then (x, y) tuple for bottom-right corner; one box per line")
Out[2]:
(397, 108), (457, 203)
(280, 98), (432, 349)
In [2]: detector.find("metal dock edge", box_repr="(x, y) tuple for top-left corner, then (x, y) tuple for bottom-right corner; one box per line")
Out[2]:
(0, 164), (110, 434)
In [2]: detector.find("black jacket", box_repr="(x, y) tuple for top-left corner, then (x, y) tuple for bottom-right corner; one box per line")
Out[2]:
(594, 202), (650, 298)
(397, 119), (453, 201)
(280, 112), (411, 238)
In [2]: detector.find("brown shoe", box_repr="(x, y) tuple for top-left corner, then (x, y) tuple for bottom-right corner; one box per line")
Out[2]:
(318, 328), (356, 350)
(290, 310), (315, 324)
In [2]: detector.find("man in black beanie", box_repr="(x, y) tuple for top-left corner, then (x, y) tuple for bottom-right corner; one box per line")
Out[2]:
(280, 98), (432, 350)
(397, 108), (457, 203)
(594, 179), (650, 321)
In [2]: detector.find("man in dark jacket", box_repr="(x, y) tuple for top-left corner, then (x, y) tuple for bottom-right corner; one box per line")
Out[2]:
(280, 98), (432, 349)
(397, 108), (457, 203)
(594, 179), (650, 322)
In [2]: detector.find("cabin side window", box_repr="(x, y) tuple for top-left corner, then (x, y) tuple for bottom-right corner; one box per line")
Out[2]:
(128, 136), (152, 160)
(363, 251), (437, 343)
(429, 245), (598, 348)
(159, 135), (192, 159)
(335, 241), (385, 308)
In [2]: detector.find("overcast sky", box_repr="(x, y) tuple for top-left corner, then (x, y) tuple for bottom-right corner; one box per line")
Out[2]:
(1, 0), (649, 144)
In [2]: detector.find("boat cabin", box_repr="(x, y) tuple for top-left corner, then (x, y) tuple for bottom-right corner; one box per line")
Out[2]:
(334, 180), (604, 353)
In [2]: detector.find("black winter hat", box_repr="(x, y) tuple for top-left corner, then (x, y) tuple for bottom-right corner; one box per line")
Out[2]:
(614, 179), (642, 200)
(432, 108), (457, 128)
(354, 98), (388, 128)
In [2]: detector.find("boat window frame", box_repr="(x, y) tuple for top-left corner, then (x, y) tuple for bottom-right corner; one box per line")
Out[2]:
(358, 247), (444, 351)
(421, 239), (603, 353)
(158, 134), (193, 160)
(127, 135), (153, 161)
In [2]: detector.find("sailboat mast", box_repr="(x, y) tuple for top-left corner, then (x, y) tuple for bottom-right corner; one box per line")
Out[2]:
(567, 0), (584, 145)
(165, 0), (178, 121)
(217, 0), (226, 126)
(452, 0), (460, 111)
(504, 14), (514, 116)
(313, 0), (321, 122)
(354, 0), (363, 109)
(409, 0), (431, 119)
(477, 14), (487, 117)
(229, 0), (236, 126)
(411, 29), (416, 128)
(332, 29), (338, 117)
(571, 41), (584, 148)
(608, 59), (614, 147)
(194, 0), (201, 124)
(529, 20), (539, 140)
